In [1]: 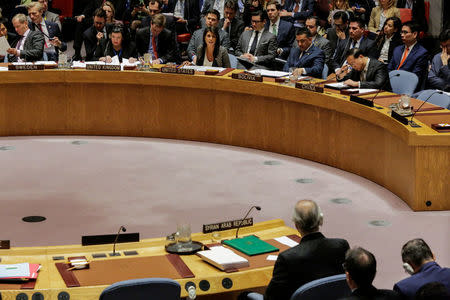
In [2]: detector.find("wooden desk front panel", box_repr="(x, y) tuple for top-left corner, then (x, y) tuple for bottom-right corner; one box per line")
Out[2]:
(0, 71), (448, 211)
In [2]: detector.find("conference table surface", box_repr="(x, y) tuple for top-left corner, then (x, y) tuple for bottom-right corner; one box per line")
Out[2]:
(0, 66), (449, 298)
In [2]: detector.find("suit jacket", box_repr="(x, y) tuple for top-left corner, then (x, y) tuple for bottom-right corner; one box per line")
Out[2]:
(167, 0), (200, 33)
(29, 20), (67, 61)
(8, 30), (44, 62)
(94, 39), (137, 61)
(326, 27), (349, 55)
(43, 10), (61, 30)
(427, 53), (450, 91)
(264, 19), (295, 59)
(196, 45), (231, 67)
(136, 27), (180, 63)
(264, 232), (350, 300)
(282, 0), (314, 21)
(393, 262), (450, 300)
(284, 45), (325, 78)
(368, 6), (400, 33)
(396, 0), (427, 32)
(235, 29), (277, 68)
(339, 285), (401, 300)
(387, 43), (428, 91)
(341, 58), (390, 89)
(375, 35), (402, 63)
(219, 17), (245, 53)
(82, 0), (104, 18)
(313, 35), (333, 68)
(332, 36), (377, 71)
(82, 24), (113, 61)
(348, 0), (375, 23)
(187, 27), (230, 60)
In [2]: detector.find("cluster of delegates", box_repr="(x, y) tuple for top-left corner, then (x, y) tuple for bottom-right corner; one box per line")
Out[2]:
(0, 0), (449, 92)
(239, 199), (450, 300)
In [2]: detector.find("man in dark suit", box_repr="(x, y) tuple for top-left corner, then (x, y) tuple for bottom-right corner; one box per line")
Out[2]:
(219, 0), (244, 54)
(283, 28), (324, 78)
(339, 247), (400, 300)
(306, 16), (333, 69)
(337, 48), (389, 89)
(166, 0), (200, 33)
(387, 21), (428, 92)
(136, 14), (180, 63)
(235, 10), (277, 70)
(264, 199), (350, 300)
(82, 8), (113, 61)
(333, 17), (377, 74)
(265, 0), (294, 60)
(28, 2), (66, 61)
(36, 0), (61, 30)
(325, 11), (349, 56)
(7, 13), (44, 62)
(187, 9), (229, 61)
(393, 239), (450, 300)
(396, 0), (427, 33)
(427, 29), (450, 91)
(279, 0), (314, 26)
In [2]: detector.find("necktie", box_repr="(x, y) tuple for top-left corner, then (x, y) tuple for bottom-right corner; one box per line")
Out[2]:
(39, 24), (49, 48)
(272, 24), (277, 36)
(152, 36), (158, 59)
(249, 31), (259, 55)
(397, 47), (409, 70)
(294, 2), (299, 12)
(16, 35), (24, 50)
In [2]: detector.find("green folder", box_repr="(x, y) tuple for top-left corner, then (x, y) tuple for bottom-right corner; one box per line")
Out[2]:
(223, 235), (279, 256)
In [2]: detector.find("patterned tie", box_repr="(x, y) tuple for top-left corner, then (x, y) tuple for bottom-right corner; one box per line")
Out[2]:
(152, 36), (158, 59)
(272, 24), (277, 36)
(249, 31), (259, 55)
(16, 35), (24, 50)
(38, 24), (49, 48)
(397, 47), (409, 70)
(294, 2), (299, 12)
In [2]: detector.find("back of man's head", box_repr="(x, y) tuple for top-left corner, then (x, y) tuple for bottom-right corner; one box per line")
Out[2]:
(292, 200), (322, 234)
(344, 247), (377, 289)
(401, 238), (433, 268)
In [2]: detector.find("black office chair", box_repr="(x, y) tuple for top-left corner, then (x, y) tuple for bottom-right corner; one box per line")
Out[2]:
(99, 278), (181, 300)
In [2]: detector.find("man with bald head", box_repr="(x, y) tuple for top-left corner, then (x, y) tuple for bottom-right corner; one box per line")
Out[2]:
(264, 199), (350, 300)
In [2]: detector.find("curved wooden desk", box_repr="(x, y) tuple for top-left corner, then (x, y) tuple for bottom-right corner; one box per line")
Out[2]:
(0, 70), (448, 211)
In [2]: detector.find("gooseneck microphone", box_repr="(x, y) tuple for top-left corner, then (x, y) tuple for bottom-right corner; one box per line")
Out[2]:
(112, 225), (126, 256)
(235, 206), (261, 238)
(409, 90), (444, 125)
(369, 73), (400, 103)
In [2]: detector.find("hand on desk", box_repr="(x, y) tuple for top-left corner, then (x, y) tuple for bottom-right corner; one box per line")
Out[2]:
(99, 56), (113, 63)
(241, 53), (255, 62)
(343, 79), (359, 87)
(336, 65), (350, 80)
(6, 48), (18, 56)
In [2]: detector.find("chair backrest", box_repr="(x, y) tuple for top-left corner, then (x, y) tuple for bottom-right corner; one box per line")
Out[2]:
(99, 278), (181, 300)
(229, 53), (238, 68)
(322, 64), (329, 80)
(399, 8), (412, 23)
(389, 70), (419, 96)
(416, 89), (450, 109)
(290, 274), (351, 300)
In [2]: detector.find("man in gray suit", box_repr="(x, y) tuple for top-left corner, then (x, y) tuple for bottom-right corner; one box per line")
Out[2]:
(187, 9), (230, 61)
(235, 10), (277, 70)
(7, 13), (44, 62)
(306, 16), (332, 70)
(36, 0), (61, 30)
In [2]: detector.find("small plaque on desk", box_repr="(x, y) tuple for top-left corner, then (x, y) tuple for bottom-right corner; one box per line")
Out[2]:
(203, 218), (253, 233)
(295, 82), (324, 93)
(160, 67), (195, 75)
(86, 64), (121, 71)
(350, 95), (374, 107)
(0, 240), (10, 249)
(8, 64), (44, 71)
(231, 72), (263, 82)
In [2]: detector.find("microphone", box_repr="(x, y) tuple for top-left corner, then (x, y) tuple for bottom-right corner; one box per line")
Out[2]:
(111, 225), (126, 256)
(235, 206), (261, 238)
(409, 90), (444, 125)
(368, 73), (400, 103)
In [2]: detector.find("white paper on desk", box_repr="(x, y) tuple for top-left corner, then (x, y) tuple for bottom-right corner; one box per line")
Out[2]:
(111, 55), (120, 65)
(0, 67), (8, 71)
(248, 69), (289, 78)
(0, 263), (30, 278)
(0, 36), (10, 56)
(266, 255), (278, 261)
(274, 236), (299, 247)
(72, 61), (86, 68)
(325, 82), (349, 89)
(35, 61), (57, 65)
(181, 65), (225, 72)
(12, 62), (33, 65)
(345, 88), (379, 94)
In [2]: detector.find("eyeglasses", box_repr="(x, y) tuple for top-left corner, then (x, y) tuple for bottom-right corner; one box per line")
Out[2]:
(400, 30), (411, 34)
(306, 25), (315, 28)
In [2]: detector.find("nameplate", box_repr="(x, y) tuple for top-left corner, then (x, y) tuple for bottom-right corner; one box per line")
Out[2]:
(86, 64), (121, 71)
(0, 240), (10, 249)
(203, 218), (253, 233)
(160, 67), (195, 75)
(81, 233), (139, 246)
(8, 64), (44, 71)
(350, 95), (374, 107)
(391, 110), (409, 125)
(231, 72), (263, 82)
(295, 82), (324, 93)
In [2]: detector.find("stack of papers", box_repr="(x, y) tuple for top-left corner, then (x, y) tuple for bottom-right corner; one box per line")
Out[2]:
(197, 246), (249, 271)
(181, 65), (225, 72)
(325, 82), (350, 90)
(248, 69), (289, 78)
(0, 263), (41, 281)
